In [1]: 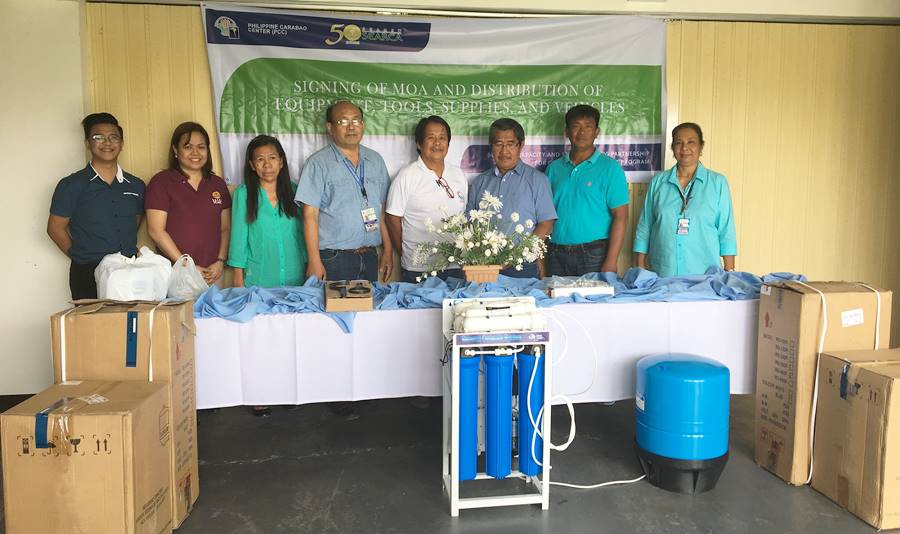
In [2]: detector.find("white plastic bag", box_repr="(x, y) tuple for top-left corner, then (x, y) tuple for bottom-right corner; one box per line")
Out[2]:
(167, 254), (209, 300)
(95, 246), (172, 301)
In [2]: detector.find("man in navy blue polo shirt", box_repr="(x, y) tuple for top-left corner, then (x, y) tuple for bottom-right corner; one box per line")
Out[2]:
(47, 113), (145, 299)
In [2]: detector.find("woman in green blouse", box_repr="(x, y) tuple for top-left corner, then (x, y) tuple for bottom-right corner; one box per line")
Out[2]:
(228, 135), (307, 288)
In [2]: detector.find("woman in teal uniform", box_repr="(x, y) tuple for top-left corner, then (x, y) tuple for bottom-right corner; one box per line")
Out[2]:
(228, 135), (307, 289)
(633, 123), (737, 277)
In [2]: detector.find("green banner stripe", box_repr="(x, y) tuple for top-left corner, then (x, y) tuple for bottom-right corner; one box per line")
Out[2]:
(220, 58), (662, 136)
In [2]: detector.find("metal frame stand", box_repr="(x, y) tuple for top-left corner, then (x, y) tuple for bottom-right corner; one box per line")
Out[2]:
(441, 325), (552, 517)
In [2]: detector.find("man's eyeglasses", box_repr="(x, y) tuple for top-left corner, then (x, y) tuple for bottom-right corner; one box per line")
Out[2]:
(90, 134), (122, 144)
(332, 118), (363, 127)
(492, 141), (519, 152)
(435, 176), (455, 199)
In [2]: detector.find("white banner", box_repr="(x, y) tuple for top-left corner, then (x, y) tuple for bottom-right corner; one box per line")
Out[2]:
(202, 3), (666, 184)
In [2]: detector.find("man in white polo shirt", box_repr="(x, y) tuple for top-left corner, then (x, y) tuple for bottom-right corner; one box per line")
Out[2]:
(386, 115), (468, 282)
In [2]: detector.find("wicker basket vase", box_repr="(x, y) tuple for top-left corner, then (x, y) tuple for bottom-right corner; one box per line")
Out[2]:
(462, 264), (502, 284)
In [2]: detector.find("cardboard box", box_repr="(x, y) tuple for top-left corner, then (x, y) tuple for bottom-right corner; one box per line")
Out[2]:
(325, 280), (374, 312)
(811, 349), (900, 529)
(1, 381), (172, 534)
(50, 300), (198, 527)
(755, 281), (892, 485)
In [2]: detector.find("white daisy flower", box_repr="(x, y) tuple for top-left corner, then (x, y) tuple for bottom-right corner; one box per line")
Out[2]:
(510, 212), (520, 222)
(525, 219), (534, 229)
(515, 224), (525, 234)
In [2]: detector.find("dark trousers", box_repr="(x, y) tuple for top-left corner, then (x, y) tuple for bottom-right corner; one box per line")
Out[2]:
(500, 262), (539, 280)
(400, 267), (464, 284)
(320, 248), (378, 282)
(69, 260), (100, 300)
(547, 239), (609, 277)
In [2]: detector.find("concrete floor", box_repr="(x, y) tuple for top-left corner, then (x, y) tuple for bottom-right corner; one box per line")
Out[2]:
(0, 394), (877, 534)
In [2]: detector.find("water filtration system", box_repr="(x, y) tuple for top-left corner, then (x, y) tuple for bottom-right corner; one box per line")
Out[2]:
(635, 353), (730, 494)
(441, 297), (552, 516)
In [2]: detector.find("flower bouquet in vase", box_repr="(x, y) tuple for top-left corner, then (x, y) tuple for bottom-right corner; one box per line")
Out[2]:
(413, 191), (546, 284)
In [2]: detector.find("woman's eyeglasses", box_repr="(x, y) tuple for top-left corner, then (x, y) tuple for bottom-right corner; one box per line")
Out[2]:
(435, 176), (455, 199)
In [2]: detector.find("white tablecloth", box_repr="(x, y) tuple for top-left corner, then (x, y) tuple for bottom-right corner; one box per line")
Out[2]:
(195, 300), (759, 408)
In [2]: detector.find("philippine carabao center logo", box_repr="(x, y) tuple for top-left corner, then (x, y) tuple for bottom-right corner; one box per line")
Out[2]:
(324, 22), (407, 46)
(205, 9), (430, 51)
(214, 16), (240, 39)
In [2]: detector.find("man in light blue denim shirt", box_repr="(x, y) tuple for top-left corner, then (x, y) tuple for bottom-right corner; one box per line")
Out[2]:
(467, 118), (557, 279)
(295, 101), (393, 283)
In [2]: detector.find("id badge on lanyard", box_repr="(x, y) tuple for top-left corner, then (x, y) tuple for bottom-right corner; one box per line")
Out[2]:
(677, 181), (694, 236)
(343, 157), (378, 232)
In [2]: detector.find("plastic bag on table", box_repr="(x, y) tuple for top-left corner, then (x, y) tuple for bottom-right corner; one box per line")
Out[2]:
(95, 246), (172, 301)
(167, 254), (209, 300)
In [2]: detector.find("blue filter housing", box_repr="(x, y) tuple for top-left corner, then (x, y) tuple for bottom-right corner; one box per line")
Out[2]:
(517, 353), (544, 476)
(484, 354), (514, 479)
(635, 353), (730, 494)
(458, 355), (480, 481)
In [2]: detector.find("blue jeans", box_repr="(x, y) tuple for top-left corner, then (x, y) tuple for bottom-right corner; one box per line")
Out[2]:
(400, 267), (464, 283)
(547, 240), (608, 277)
(320, 248), (378, 282)
(500, 262), (539, 279)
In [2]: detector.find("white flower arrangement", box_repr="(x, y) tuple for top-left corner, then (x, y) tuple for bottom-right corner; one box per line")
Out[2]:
(413, 191), (547, 276)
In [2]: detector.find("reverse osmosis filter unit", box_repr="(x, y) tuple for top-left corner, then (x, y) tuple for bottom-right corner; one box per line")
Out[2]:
(442, 297), (552, 516)
(635, 353), (730, 494)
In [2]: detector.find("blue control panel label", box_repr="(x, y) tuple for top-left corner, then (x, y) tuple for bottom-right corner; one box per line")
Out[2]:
(455, 331), (550, 346)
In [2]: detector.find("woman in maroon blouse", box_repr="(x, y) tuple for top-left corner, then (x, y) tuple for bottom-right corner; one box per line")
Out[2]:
(146, 122), (231, 286)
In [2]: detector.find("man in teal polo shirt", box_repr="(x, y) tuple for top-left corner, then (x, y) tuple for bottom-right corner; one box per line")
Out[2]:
(546, 105), (629, 276)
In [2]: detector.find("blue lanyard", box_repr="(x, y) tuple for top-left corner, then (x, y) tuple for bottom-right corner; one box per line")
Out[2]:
(341, 156), (367, 201)
(677, 179), (695, 214)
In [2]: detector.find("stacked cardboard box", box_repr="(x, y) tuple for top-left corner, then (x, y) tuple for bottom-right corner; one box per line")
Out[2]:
(754, 281), (892, 485)
(1, 381), (172, 533)
(47, 300), (199, 528)
(811, 349), (900, 530)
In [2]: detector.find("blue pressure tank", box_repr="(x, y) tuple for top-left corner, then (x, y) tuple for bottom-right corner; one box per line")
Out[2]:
(635, 353), (730, 494)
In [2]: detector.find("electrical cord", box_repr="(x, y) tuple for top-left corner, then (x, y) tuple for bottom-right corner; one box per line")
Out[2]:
(526, 347), (577, 468)
(543, 307), (600, 397)
(549, 474), (646, 489)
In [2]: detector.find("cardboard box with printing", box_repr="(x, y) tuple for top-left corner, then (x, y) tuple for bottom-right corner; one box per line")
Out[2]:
(1, 381), (172, 534)
(754, 281), (892, 485)
(50, 300), (198, 527)
(811, 349), (900, 530)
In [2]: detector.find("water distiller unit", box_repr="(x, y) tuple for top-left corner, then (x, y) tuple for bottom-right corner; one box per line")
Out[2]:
(635, 353), (730, 494)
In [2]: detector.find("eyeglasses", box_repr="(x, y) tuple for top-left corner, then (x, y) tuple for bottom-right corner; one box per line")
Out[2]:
(90, 134), (122, 144)
(332, 118), (363, 127)
(435, 176), (455, 199)
(492, 141), (519, 152)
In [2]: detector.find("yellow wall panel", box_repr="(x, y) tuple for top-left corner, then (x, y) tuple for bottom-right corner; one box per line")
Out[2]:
(85, 7), (900, 343)
(86, 4), (221, 181)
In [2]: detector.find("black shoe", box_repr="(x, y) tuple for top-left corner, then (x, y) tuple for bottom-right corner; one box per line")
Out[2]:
(252, 406), (272, 417)
(328, 401), (360, 421)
